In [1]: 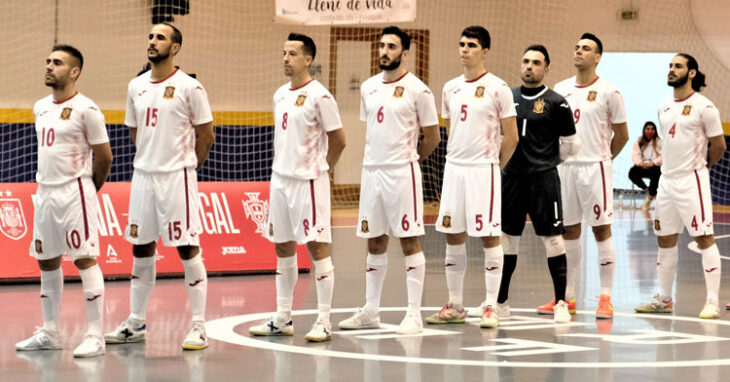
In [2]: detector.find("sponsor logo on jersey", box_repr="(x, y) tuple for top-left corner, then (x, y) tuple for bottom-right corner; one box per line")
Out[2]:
(393, 86), (405, 98)
(442, 215), (451, 228)
(163, 86), (175, 99)
(0, 198), (27, 240)
(587, 91), (597, 102)
(654, 219), (661, 231)
(475, 86), (485, 98)
(35, 239), (43, 254)
(295, 93), (307, 107)
(682, 104), (692, 116)
(242, 192), (269, 234)
(60, 107), (72, 120)
(533, 98), (545, 114)
(129, 224), (139, 239)
(360, 219), (369, 233)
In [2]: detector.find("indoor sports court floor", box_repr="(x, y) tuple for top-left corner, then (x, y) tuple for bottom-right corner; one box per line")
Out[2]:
(2, 205), (730, 381)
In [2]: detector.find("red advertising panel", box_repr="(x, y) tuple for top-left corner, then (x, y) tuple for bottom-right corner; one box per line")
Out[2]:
(0, 182), (310, 281)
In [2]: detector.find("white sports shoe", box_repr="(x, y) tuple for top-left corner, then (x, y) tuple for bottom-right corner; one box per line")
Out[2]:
(495, 302), (510, 320)
(338, 307), (380, 330)
(304, 319), (332, 342)
(480, 306), (499, 329)
(104, 319), (147, 344)
(554, 300), (571, 323)
(467, 301), (488, 317)
(700, 300), (720, 319)
(395, 311), (423, 334)
(73, 333), (106, 358)
(182, 322), (209, 350)
(249, 317), (294, 336)
(16, 327), (61, 351)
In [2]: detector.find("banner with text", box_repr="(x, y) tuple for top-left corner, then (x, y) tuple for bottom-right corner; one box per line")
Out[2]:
(275, 0), (416, 25)
(0, 182), (310, 281)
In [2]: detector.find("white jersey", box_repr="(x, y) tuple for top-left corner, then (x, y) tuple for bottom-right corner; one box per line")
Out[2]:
(657, 91), (723, 177)
(441, 72), (516, 165)
(125, 68), (213, 173)
(554, 76), (626, 163)
(272, 79), (342, 180)
(33, 92), (109, 186)
(360, 72), (439, 167)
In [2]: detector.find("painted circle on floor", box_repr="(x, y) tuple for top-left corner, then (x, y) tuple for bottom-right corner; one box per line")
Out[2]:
(206, 307), (730, 368)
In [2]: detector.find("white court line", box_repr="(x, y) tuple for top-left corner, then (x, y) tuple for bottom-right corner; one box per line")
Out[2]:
(687, 234), (730, 255)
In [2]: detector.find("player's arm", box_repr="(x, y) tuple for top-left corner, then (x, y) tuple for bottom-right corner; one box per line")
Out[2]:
(91, 142), (113, 191)
(418, 124), (440, 162)
(610, 122), (629, 159)
(442, 118), (451, 136)
(194, 121), (215, 171)
(707, 134), (727, 169)
(128, 127), (137, 147)
(499, 116), (518, 169)
(326, 128), (346, 169)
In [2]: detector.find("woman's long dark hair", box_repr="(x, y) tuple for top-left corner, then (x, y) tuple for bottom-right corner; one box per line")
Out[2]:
(638, 121), (660, 153)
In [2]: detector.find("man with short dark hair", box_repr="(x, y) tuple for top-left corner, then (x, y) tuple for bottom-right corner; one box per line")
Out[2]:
(16, 45), (113, 358)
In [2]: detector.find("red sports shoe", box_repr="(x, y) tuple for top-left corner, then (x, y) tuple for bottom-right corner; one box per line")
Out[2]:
(537, 298), (577, 315)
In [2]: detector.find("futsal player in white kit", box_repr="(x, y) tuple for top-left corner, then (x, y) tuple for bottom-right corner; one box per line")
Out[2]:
(551, 33), (629, 319)
(248, 33), (346, 342)
(425, 26), (518, 329)
(105, 23), (215, 350)
(16, 45), (113, 358)
(635, 53), (727, 319)
(338, 26), (440, 334)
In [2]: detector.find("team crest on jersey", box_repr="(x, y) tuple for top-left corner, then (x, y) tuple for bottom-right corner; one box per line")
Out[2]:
(163, 86), (175, 99)
(587, 91), (597, 102)
(654, 219), (661, 231)
(682, 105), (692, 116)
(533, 98), (545, 114)
(295, 94), (307, 107)
(360, 220), (370, 233)
(474, 86), (485, 98)
(442, 215), (452, 228)
(242, 192), (269, 234)
(393, 86), (405, 98)
(0, 198), (27, 240)
(129, 224), (139, 239)
(60, 107), (72, 120)
(35, 240), (43, 254)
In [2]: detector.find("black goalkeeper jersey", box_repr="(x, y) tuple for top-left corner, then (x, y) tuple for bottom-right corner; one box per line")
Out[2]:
(505, 85), (576, 173)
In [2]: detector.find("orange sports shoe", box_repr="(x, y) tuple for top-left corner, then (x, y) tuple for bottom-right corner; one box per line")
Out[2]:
(596, 294), (613, 319)
(537, 298), (577, 315)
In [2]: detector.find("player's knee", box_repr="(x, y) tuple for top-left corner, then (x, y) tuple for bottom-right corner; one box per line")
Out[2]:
(367, 235), (388, 254)
(306, 241), (331, 260)
(694, 235), (716, 250)
(657, 234), (678, 248)
(177, 245), (200, 260)
(73, 257), (98, 270)
(591, 224), (612, 241)
(38, 256), (63, 272)
(563, 224), (581, 240)
(501, 234), (520, 254)
(275, 241), (297, 258)
(399, 236), (422, 255)
(481, 235), (500, 249)
(543, 235), (565, 258)
(133, 242), (156, 258)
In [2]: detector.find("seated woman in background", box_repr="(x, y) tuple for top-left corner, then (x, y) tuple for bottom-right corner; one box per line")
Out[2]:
(629, 121), (662, 211)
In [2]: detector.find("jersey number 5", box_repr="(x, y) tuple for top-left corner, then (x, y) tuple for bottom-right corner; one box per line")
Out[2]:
(145, 107), (159, 127)
(460, 105), (468, 121)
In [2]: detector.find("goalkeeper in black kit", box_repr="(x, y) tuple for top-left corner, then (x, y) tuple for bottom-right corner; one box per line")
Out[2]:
(495, 45), (580, 323)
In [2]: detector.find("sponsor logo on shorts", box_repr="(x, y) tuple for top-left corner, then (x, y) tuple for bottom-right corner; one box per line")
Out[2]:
(654, 219), (661, 231)
(442, 215), (452, 228)
(163, 86), (175, 99)
(393, 86), (405, 98)
(222, 246), (247, 256)
(360, 220), (370, 233)
(682, 104), (692, 116)
(60, 107), (72, 120)
(295, 93), (307, 107)
(533, 98), (545, 114)
(587, 91), (597, 102)
(129, 224), (139, 238)
(0, 197), (27, 240)
(553, 220), (562, 227)
(35, 239), (43, 254)
(475, 86), (485, 98)
(242, 192), (269, 234)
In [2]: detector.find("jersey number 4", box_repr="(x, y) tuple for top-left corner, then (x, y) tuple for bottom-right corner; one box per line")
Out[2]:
(668, 123), (676, 138)
(145, 107), (159, 127)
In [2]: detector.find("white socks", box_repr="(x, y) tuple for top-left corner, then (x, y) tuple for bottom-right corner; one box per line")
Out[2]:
(563, 239), (580, 300)
(313, 257), (335, 322)
(596, 238), (616, 296)
(701, 243), (721, 303)
(130, 256), (156, 322)
(78, 264), (105, 335)
(364, 253), (388, 315)
(656, 246), (678, 299)
(483, 246), (504, 307)
(182, 252), (208, 323)
(40, 268), (64, 331)
(276, 256), (298, 321)
(405, 252), (426, 313)
(444, 244), (467, 307)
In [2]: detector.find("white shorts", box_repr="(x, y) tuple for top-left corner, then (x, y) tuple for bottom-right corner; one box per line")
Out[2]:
(436, 162), (501, 237)
(559, 160), (614, 226)
(265, 172), (332, 244)
(125, 168), (202, 247)
(654, 168), (714, 237)
(357, 163), (424, 238)
(30, 177), (100, 261)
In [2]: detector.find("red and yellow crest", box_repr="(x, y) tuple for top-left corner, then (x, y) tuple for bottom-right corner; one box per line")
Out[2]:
(360, 220), (370, 233)
(442, 215), (452, 228)
(682, 104), (692, 116)
(474, 86), (485, 98)
(587, 91), (597, 102)
(393, 86), (405, 98)
(60, 107), (72, 120)
(129, 224), (139, 239)
(533, 98), (545, 114)
(163, 86), (175, 99)
(295, 94), (307, 107)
